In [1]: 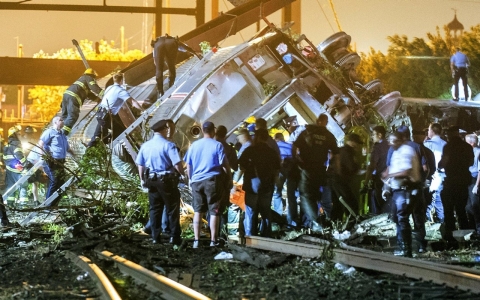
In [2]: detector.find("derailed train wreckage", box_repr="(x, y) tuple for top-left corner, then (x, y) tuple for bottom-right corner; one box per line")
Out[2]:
(7, 0), (480, 225)
(6, 10), (411, 225)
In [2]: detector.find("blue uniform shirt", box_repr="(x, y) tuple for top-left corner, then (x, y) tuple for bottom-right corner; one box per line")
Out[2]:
(451, 51), (470, 68)
(184, 138), (225, 183)
(277, 140), (293, 160)
(40, 128), (69, 159)
(100, 84), (131, 115)
(136, 134), (181, 173)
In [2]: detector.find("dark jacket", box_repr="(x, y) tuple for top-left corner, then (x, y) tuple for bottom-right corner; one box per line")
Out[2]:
(439, 136), (474, 186)
(65, 74), (103, 105)
(239, 143), (280, 194)
(2, 135), (26, 173)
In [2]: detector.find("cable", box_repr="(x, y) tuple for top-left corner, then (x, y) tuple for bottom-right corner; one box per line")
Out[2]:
(328, 0), (343, 32)
(222, 0), (245, 42)
(316, 0), (335, 33)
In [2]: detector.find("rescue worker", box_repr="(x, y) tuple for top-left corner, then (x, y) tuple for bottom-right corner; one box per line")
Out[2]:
(423, 123), (446, 223)
(61, 68), (104, 135)
(364, 125), (390, 214)
(386, 126), (429, 254)
(331, 133), (363, 221)
(38, 117), (75, 204)
(136, 119), (185, 245)
(450, 47), (470, 101)
(184, 121), (231, 248)
(383, 131), (422, 257)
(239, 129), (280, 237)
(88, 72), (143, 147)
(273, 132), (294, 217)
(151, 34), (202, 96)
(466, 134), (480, 237)
(3, 125), (28, 207)
(293, 114), (339, 232)
(215, 125), (238, 240)
(439, 126), (474, 248)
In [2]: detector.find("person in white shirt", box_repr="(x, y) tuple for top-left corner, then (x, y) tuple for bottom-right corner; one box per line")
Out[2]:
(423, 122), (446, 223)
(88, 73), (142, 147)
(384, 131), (421, 257)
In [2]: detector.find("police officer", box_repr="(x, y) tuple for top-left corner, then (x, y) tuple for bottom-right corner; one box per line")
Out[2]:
(383, 131), (422, 257)
(292, 114), (339, 232)
(136, 119), (185, 245)
(38, 117), (75, 204)
(151, 34), (201, 96)
(88, 72), (143, 147)
(450, 47), (470, 101)
(3, 125), (28, 207)
(61, 68), (104, 135)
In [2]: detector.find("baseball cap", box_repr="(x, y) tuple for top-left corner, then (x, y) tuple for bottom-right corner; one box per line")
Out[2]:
(151, 119), (168, 132)
(202, 121), (215, 131)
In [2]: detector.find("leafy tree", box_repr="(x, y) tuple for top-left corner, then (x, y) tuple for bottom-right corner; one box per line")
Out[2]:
(28, 40), (145, 121)
(357, 25), (479, 99)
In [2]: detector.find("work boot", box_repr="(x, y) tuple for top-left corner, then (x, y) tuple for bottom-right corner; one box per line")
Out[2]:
(402, 234), (413, 257)
(418, 241), (428, 254)
(169, 236), (182, 246)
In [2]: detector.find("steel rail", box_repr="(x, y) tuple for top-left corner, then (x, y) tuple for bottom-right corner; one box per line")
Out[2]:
(65, 251), (121, 300)
(241, 236), (480, 294)
(96, 250), (210, 300)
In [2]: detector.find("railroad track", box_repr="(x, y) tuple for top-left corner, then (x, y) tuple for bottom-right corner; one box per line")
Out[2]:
(235, 235), (480, 295)
(65, 250), (210, 300)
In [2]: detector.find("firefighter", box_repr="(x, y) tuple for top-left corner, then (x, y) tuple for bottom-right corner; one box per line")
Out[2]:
(2, 125), (28, 207)
(61, 68), (104, 135)
(151, 34), (202, 96)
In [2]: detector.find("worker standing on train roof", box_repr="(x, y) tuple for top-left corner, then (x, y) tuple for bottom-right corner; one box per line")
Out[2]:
(151, 34), (202, 97)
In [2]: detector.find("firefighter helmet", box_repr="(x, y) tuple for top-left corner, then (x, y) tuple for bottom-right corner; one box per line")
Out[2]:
(24, 126), (36, 134)
(8, 125), (22, 137)
(84, 68), (98, 77)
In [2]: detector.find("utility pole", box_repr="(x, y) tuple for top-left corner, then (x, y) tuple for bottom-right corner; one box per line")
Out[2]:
(165, 0), (170, 34)
(16, 41), (24, 123)
(121, 26), (125, 53)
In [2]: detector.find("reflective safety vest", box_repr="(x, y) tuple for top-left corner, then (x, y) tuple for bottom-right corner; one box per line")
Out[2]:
(64, 74), (104, 106)
(2, 138), (26, 173)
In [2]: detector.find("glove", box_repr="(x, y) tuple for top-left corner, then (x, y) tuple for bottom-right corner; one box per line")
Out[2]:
(14, 163), (24, 171)
(473, 185), (478, 195)
(140, 180), (149, 193)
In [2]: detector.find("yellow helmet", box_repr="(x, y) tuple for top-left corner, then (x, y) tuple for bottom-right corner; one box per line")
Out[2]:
(84, 68), (98, 77)
(8, 125), (22, 137)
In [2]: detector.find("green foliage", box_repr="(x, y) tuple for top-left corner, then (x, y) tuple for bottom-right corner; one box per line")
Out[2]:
(357, 25), (480, 98)
(42, 223), (66, 244)
(199, 41), (211, 55)
(262, 82), (278, 96)
(76, 143), (149, 222)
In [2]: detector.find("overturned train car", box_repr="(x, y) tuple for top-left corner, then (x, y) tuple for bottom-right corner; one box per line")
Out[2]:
(124, 30), (405, 159)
